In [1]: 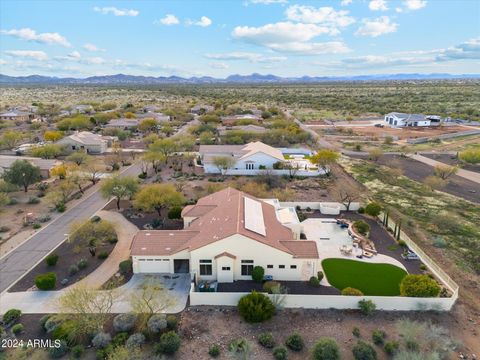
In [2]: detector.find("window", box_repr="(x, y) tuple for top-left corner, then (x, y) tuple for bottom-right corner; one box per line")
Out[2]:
(279, 265), (285, 269)
(222, 267), (231, 271)
(246, 163), (254, 170)
(290, 265), (297, 269)
(241, 260), (254, 276)
(199, 259), (212, 276)
(267, 265), (273, 269)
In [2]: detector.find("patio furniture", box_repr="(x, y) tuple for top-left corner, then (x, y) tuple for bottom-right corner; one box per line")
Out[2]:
(363, 250), (374, 258)
(263, 275), (273, 282)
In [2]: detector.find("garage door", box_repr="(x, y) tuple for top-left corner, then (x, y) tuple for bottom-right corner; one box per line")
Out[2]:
(137, 258), (170, 273)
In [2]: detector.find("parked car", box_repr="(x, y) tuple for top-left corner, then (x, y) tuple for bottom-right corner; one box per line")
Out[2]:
(374, 124), (385, 128)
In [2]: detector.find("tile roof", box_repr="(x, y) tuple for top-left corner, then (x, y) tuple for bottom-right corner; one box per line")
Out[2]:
(199, 141), (285, 164)
(280, 241), (319, 259)
(61, 131), (106, 145)
(214, 252), (237, 259)
(131, 230), (199, 256)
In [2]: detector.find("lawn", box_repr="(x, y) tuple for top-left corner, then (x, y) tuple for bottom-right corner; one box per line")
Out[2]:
(322, 258), (408, 296)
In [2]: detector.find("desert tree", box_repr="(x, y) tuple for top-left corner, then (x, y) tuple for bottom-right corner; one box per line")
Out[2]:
(133, 183), (185, 219)
(2, 160), (41, 192)
(66, 151), (90, 166)
(212, 156), (236, 178)
(100, 176), (139, 210)
(337, 189), (359, 211)
(310, 149), (340, 175)
(434, 164), (458, 180)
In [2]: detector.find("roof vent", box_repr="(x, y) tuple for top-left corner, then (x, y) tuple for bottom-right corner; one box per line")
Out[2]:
(169, 233), (174, 236)
(141, 247), (147, 250)
(165, 247), (171, 251)
(145, 233), (151, 236)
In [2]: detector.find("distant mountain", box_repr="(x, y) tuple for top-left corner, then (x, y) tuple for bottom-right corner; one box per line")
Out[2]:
(1, 72), (479, 85)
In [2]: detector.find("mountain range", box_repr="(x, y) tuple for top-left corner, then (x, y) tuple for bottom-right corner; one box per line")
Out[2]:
(1, 73), (479, 85)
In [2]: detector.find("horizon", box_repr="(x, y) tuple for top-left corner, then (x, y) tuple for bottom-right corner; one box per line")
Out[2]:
(1, 0), (479, 78)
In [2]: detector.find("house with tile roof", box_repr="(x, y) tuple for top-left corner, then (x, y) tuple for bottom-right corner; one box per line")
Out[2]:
(130, 187), (319, 283)
(56, 131), (112, 154)
(384, 112), (431, 127)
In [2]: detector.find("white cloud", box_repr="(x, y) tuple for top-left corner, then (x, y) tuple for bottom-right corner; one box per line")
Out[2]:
(68, 51), (81, 59)
(186, 16), (212, 27)
(209, 62), (229, 69)
(4, 50), (48, 61)
(205, 52), (287, 63)
(83, 57), (105, 65)
(404, 0), (427, 10)
(355, 16), (398, 37)
(1, 28), (71, 47)
(341, 0), (353, 5)
(285, 5), (355, 28)
(369, 0), (388, 11)
(158, 14), (180, 26)
(0, 59), (7, 65)
(83, 43), (105, 52)
(268, 41), (350, 55)
(93, 6), (139, 17)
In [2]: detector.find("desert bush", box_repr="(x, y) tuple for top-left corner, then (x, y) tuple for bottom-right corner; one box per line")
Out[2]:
(166, 315), (178, 330)
(365, 202), (382, 217)
(258, 332), (275, 348)
(309, 276), (320, 287)
(168, 206), (182, 219)
(263, 281), (281, 294)
(32, 223), (41, 229)
(358, 299), (376, 316)
(77, 258), (88, 269)
(383, 341), (399, 355)
(312, 337), (340, 360)
(48, 340), (68, 358)
(119, 260), (132, 274)
(155, 331), (181, 355)
(35, 272), (56, 290)
(112, 332), (129, 347)
(68, 264), (79, 276)
(126, 333), (145, 349)
(44, 316), (62, 333)
(28, 196), (40, 204)
(317, 271), (324, 282)
(352, 341), (377, 360)
(372, 330), (386, 345)
(285, 332), (304, 352)
(228, 338), (251, 359)
(273, 346), (288, 360)
(113, 313), (137, 333)
(98, 251), (109, 259)
(208, 344), (221, 358)
(342, 287), (364, 296)
(39, 314), (51, 331)
(11, 323), (24, 335)
(353, 327), (361, 337)
(353, 220), (370, 236)
(251, 266), (265, 282)
(147, 314), (167, 333)
(45, 254), (59, 267)
(71, 344), (84, 358)
(2, 309), (21, 324)
(237, 291), (275, 323)
(400, 274), (441, 297)
(92, 332), (112, 348)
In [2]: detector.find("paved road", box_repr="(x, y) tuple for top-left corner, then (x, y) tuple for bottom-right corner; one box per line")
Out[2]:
(0, 164), (141, 294)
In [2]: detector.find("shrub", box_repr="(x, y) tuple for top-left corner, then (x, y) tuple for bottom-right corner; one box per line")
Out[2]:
(60, 278), (68, 286)
(358, 207), (365, 214)
(113, 313), (137, 333)
(237, 291), (275, 323)
(352, 327), (361, 338)
(138, 173), (147, 179)
(35, 272), (56, 290)
(342, 287), (364, 296)
(11, 323), (24, 335)
(52, 320), (76, 343)
(372, 330), (386, 345)
(44, 316), (62, 333)
(397, 240), (407, 247)
(263, 281), (281, 294)
(45, 254), (59, 267)
(112, 332), (129, 347)
(353, 220), (370, 236)
(312, 337), (340, 360)
(155, 331), (181, 355)
(2, 309), (21, 324)
(92, 332), (112, 348)
(0, 226), (10, 233)
(258, 332), (275, 348)
(147, 314), (167, 333)
(317, 271), (324, 282)
(228, 338), (250, 358)
(383, 341), (399, 355)
(39, 314), (51, 331)
(68, 264), (79, 276)
(77, 258), (88, 269)
(208, 344), (221, 358)
(352, 341), (377, 360)
(28, 196), (40, 204)
(168, 206), (182, 219)
(309, 276), (320, 287)
(38, 214), (51, 223)
(273, 346), (288, 360)
(71, 344), (85, 358)
(358, 299), (376, 316)
(56, 202), (66, 212)
(119, 260), (132, 274)
(399, 274), (441, 297)
(126, 333), (145, 349)
(48, 340), (68, 358)
(365, 202), (382, 217)
(98, 251), (109, 259)
(166, 315), (178, 330)
(251, 266), (265, 283)
(32, 223), (41, 229)
(285, 332), (304, 352)
(107, 236), (118, 244)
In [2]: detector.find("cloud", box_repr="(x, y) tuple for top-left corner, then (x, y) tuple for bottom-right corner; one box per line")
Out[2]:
(355, 16), (398, 37)
(245, 0), (288, 4)
(205, 52), (287, 63)
(186, 16), (212, 27)
(158, 14), (180, 26)
(369, 0), (388, 11)
(341, 0), (353, 5)
(4, 50), (48, 60)
(83, 43), (105, 52)
(285, 5), (355, 28)
(209, 62), (229, 69)
(54, 52), (106, 65)
(0, 59), (7, 65)
(1, 28), (71, 47)
(403, 0), (427, 10)
(93, 6), (139, 17)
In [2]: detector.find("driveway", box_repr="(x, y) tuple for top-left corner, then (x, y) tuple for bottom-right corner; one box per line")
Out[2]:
(0, 274), (190, 314)
(0, 164), (141, 294)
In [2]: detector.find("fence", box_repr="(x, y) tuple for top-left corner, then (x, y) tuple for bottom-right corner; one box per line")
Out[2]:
(217, 169), (327, 177)
(406, 129), (480, 144)
(279, 201), (361, 214)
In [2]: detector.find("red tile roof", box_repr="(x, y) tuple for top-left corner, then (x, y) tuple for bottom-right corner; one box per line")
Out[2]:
(131, 230), (198, 256)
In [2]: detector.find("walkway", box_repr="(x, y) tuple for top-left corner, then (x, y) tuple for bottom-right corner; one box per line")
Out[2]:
(409, 154), (480, 184)
(0, 164), (141, 294)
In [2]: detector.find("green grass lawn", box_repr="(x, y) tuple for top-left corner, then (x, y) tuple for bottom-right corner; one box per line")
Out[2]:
(322, 258), (407, 296)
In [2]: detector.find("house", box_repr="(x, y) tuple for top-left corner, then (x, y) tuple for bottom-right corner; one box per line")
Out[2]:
(71, 105), (95, 114)
(136, 112), (171, 122)
(384, 112), (431, 127)
(191, 104), (215, 114)
(199, 141), (285, 173)
(0, 110), (35, 122)
(0, 155), (61, 178)
(56, 131), (111, 154)
(130, 187), (318, 282)
(105, 118), (140, 129)
(220, 114), (261, 126)
(218, 124), (267, 136)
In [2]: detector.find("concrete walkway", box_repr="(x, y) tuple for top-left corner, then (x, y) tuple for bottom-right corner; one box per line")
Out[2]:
(410, 154), (480, 184)
(71, 210), (138, 289)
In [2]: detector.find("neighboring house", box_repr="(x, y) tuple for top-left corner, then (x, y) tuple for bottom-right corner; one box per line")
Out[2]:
(57, 131), (111, 154)
(0, 155), (61, 178)
(220, 114), (261, 126)
(105, 118), (140, 129)
(218, 124), (267, 136)
(384, 112), (431, 127)
(130, 187), (318, 282)
(199, 141), (285, 173)
(71, 104), (95, 114)
(0, 110), (35, 122)
(191, 104), (215, 114)
(137, 112), (171, 122)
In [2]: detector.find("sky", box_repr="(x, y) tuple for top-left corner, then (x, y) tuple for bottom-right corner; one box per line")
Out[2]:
(0, 0), (479, 78)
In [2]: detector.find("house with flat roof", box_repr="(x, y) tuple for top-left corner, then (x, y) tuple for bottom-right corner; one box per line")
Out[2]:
(130, 187), (318, 282)
(384, 112), (431, 127)
(56, 131), (111, 154)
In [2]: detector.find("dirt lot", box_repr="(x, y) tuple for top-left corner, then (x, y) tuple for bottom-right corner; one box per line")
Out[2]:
(422, 153), (480, 173)
(341, 125), (469, 140)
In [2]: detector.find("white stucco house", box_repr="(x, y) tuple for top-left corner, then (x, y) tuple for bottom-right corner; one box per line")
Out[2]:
(384, 112), (431, 127)
(56, 131), (112, 154)
(130, 187), (319, 283)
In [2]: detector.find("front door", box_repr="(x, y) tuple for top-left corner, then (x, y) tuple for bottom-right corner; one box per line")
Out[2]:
(174, 259), (190, 273)
(216, 257), (234, 283)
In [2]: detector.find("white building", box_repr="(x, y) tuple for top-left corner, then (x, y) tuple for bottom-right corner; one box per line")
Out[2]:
(57, 131), (110, 154)
(191, 104), (215, 114)
(131, 187), (318, 283)
(384, 112), (431, 127)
